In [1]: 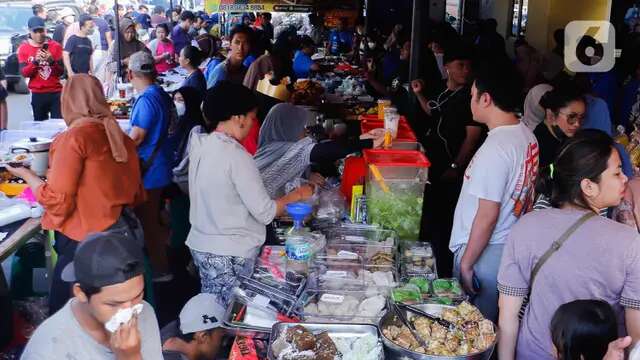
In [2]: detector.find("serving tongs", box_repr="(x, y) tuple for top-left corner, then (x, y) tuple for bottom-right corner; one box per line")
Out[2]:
(396, 303), (458, 330)
(390, 301), (430, 350)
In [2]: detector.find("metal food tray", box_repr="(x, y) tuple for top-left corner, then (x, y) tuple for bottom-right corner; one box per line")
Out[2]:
(267, 322), (384, 360)
(221, 294), (278, 340)
(237, 276), (302, 316)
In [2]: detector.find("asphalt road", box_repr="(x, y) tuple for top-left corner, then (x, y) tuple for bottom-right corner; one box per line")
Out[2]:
(6, 92), (32, 130)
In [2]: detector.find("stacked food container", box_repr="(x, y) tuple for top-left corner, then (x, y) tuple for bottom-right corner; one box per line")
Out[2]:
(363, 149), (430, 241)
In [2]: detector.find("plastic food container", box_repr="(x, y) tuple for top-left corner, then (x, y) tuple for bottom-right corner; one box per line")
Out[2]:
(308, 255), (365, 290)
(324, 224), (398, 245)
(361, 119), (417, 142)
(363, 150), (430, 240)
(401, 242), (438, 280)
(298, 289), (388, 324)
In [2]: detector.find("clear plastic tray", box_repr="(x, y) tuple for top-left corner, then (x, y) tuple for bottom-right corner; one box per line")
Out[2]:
(400, 241), (437, 279)
(298, 289), (387, 324)
(308, 255), (365, 290)
(323, 225), (397, 246)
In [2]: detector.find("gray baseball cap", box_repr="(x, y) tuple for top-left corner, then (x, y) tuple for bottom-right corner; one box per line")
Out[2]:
(128, 51), (156, 74)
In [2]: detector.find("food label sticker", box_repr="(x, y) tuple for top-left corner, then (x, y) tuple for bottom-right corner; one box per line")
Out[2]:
(344, 235), (366, 242)
(252, 294), (270, 308)
(325, 270), (348, 278)
(320, 294), (344, 303)
(337, 250), (359, 259)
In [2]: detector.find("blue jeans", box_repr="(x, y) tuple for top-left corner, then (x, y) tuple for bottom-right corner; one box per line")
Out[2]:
(453, 243), (504, 323)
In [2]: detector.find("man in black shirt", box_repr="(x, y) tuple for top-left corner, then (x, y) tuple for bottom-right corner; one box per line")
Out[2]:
(63, 14), (95, 75)
(52, 8), (75, 44)
(412, 45), (483, 277)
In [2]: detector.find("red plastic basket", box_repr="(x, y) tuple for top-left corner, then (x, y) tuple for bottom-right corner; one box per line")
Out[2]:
(363, 149), (431, 168)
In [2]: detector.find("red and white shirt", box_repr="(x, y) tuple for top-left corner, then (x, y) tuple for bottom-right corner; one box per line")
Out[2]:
(17, 40), (64, 93)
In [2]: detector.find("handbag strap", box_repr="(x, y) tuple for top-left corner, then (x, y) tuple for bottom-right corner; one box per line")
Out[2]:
(529, 211), (596, 290)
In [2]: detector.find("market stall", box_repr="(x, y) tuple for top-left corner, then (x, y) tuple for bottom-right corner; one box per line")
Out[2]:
(211, 54), (498, 358)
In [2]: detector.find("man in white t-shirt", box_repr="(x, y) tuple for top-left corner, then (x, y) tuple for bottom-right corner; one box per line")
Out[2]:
(449, 61), (539, 322)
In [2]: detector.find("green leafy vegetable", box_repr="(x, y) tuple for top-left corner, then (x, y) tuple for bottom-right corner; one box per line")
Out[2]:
(367, 186), (423, 240)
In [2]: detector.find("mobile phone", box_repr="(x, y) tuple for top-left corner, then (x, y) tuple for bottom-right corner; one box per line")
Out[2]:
(42, 43), (48, 51)
(472, 274), (482, 292)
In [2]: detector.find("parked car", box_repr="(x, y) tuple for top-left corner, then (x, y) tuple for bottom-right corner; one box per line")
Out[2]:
(0, 2), (32, 93)
(2, 1), (81, 94)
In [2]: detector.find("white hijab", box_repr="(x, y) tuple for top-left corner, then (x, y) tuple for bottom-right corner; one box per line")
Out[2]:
(522, 83), (553, 131)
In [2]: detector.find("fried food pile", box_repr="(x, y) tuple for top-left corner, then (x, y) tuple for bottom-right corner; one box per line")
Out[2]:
(382, 302), (496, 356)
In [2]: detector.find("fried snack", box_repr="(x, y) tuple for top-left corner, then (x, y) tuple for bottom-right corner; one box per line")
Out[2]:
(383, 302), (495, 356)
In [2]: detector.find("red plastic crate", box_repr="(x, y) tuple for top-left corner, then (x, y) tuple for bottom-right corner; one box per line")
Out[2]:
(363, 149), (431, 168)
(340, 156), (367, 205)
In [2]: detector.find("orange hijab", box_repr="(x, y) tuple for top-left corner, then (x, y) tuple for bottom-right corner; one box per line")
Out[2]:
(61, 74), (128, 163)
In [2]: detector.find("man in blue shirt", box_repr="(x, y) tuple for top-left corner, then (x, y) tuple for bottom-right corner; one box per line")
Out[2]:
(328, 18), (353, 55)
(171, 11), (195, 56)
(207, 25), (252, 88)
(136, 5), (152, 30)
(128, 51), (176, 281)
(293, 36), (320, 79)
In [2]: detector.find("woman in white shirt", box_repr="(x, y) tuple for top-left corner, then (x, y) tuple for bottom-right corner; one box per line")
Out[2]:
(186, 81), (312, 307)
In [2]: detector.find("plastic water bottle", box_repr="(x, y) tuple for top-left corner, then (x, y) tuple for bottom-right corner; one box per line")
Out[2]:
(284, 203), (313, 279)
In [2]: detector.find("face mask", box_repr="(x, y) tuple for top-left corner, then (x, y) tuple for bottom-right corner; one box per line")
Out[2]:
(175, 101), (186, 117)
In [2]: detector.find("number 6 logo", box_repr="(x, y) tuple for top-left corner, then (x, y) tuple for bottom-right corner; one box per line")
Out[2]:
(565, 21), (616, 73)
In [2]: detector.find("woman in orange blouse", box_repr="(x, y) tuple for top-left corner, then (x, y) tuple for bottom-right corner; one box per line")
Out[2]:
(7, 74), (145, 314)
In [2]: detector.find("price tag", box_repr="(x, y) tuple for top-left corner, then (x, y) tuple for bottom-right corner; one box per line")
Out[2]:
(320, 294), (345, 304)
(252, 294), (270, 308)
(337, 250), (359, 259)
(344, 235), (366, 242)
(325, 270), (348, 278)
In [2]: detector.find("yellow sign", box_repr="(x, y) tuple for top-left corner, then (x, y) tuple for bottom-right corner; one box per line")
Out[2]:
(205, 0), (313, 13)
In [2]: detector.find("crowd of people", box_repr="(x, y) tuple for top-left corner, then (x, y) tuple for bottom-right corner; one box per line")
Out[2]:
(2, 2), (640, 360)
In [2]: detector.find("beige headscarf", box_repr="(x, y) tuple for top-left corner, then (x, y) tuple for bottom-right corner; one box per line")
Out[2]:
(61, 74), (128, 162)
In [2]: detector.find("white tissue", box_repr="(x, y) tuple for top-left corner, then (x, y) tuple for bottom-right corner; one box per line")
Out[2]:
(105, 303), (144, 333)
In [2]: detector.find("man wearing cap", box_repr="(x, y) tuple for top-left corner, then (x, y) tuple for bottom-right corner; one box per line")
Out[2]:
(18, 17), (64, 121)
(63, 14), (95, 76)
(53, 8), (75, 44)
(127, 51), (175, 282)
(161, 294), (226, 360)
(20, 232), (163, 359)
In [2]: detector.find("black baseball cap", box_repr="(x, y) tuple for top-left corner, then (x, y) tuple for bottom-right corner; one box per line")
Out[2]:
(28, 16), (46, 31)
(61, 232), (144, 288)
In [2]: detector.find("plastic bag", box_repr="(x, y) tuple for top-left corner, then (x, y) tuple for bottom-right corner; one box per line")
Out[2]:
(316, 184), (347, 221)
(284, 178), (318, 206)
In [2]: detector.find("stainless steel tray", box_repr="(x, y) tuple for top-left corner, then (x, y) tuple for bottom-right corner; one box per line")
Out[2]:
(221, 294), (274, 340)
(267, 322), (384, 360)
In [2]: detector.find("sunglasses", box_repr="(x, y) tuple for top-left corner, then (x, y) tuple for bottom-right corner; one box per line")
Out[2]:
(32, 28), (45, 33)
(558, 111), (586, 126)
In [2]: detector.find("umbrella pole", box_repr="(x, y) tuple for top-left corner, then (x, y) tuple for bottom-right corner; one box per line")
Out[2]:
(114, 0), (124, 83)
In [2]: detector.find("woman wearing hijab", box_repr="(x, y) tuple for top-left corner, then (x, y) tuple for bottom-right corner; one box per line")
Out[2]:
(168, 86), (204, 280)
(105, 17), (149, 88)
(522, 83), (553, 131)
(7, 74), (145, 314)
(255, 102), (385, 198)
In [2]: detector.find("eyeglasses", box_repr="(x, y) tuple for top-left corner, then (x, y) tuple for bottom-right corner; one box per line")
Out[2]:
(558, 111), (586, 126)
